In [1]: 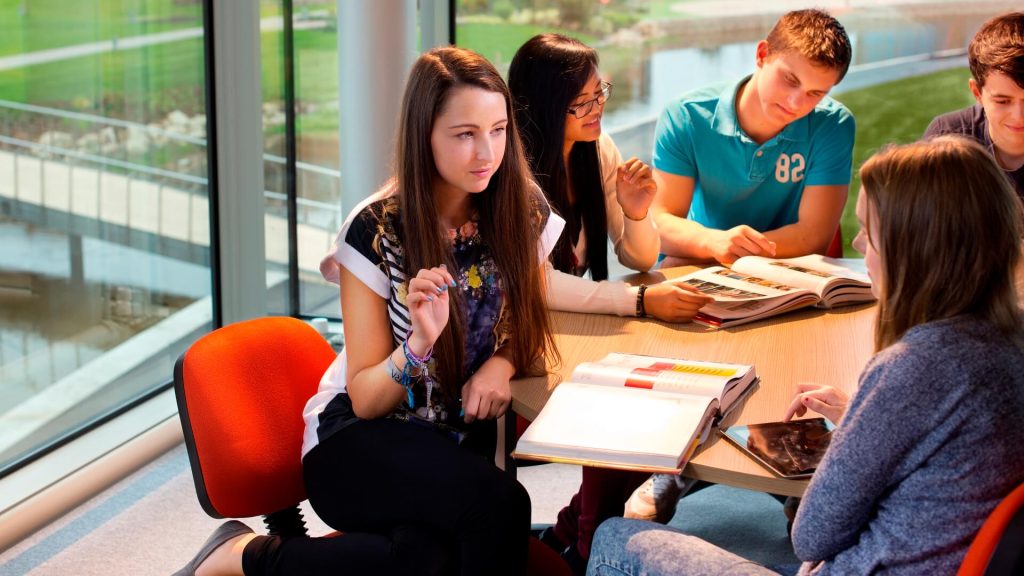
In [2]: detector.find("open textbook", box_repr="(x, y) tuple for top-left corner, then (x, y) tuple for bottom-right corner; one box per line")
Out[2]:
(512, 353), (758, 473)
(677, 255), (874, 329)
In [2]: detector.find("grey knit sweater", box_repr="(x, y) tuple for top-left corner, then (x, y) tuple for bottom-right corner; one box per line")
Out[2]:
(792, 315), (1024, 574)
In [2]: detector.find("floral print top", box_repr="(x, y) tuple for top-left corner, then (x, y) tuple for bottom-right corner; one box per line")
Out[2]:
(301, 184), (559, 453)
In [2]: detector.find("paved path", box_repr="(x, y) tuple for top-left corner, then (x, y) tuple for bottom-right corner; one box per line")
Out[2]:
(0, 149), (335, 275)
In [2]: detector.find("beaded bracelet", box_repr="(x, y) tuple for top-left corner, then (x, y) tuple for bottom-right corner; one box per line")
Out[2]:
(397, 335), (435, 416)
(636, 284), (648, 317)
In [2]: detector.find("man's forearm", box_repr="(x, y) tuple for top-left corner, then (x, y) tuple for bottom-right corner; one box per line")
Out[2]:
(654, 211), (716, 259)
(763, 222), (834, 258)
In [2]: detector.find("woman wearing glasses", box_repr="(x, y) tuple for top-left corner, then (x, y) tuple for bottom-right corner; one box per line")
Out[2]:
(508, 34), (712, 323)
(508, 34), (712, 575)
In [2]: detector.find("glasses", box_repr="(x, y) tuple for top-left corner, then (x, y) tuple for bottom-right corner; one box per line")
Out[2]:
(566, 82), (612, 119)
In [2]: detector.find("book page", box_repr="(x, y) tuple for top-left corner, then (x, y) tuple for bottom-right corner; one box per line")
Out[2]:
(570, 352), (751, 398)
(732, 255), (871, 297)
(674, 267), (816, 321)
(675, 266), (801, 301)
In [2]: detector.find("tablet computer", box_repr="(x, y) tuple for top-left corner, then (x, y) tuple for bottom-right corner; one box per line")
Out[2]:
(720, 418), (835, 479)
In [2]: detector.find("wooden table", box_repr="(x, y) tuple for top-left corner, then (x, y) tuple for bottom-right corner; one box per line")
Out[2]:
(509, 267), (876, 497)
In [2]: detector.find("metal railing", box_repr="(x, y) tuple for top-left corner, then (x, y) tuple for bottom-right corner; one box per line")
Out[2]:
(0, 99), (343, 237)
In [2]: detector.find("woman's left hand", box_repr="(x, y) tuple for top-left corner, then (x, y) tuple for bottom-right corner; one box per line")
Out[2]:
(460, 354), (515, 423)
(616, 157), (657, 221)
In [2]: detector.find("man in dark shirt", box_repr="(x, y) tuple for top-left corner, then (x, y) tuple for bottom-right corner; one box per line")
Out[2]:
(924, 12), (1024, 198)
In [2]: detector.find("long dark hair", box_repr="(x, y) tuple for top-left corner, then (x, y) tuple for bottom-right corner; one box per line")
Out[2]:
(860, 136), (1022, 352)
(509, 33), (609, 280)
(394, 46), (556, 398)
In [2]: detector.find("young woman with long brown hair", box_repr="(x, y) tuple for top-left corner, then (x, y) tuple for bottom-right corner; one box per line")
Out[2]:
(173, 46), (562, 576)
(587, 136), (1024, 575)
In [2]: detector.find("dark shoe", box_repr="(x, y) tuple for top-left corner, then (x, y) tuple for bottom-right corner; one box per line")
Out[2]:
(783, 496), (801, 523)
(172, 520), (254, 576)
(536, 526), (566, 555)
(561, 542), (587, 576)
(784, 496), (801, 537)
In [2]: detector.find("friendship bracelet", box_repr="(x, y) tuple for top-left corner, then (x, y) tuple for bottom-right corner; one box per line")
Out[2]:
(636, 284), (648, 318)
(400, 361), (417, 408)
(398, 353), (435, 414)
(403, 339), (433, 366)
(384, 332), (435, 412)
(383, 351), (417, 409)
(404, 331), (434, 364)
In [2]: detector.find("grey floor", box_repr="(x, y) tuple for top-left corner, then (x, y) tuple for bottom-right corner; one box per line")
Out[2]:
(0, 443), (796, 575)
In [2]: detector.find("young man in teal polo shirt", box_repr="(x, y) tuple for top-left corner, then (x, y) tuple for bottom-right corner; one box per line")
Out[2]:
(652, 9), (856, 265)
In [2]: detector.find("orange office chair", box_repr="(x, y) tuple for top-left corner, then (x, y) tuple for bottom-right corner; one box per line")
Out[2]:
(174, 316), (570, 574)
(958, 482), (1024, 575)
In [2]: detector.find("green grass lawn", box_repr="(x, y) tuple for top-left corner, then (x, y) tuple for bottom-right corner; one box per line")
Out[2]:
(831, 68), (977, 256)
(0, 0), (326, 57)
(0, 39), (207, 113)
(647, 0), (704, 20)
(0, 10), (985, 252)
(0, 25), (338, 122)
(0, 0), (202, 57)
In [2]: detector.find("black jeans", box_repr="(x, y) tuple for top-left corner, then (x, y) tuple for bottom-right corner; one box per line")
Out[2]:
(242, 417), (531, 576)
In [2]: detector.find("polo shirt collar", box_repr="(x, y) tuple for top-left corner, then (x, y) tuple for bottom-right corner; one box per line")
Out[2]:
(711, 74), (811, 143)
(710, 76), (747, 137)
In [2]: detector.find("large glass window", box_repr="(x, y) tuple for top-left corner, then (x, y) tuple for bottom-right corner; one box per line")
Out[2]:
(455, 0), (1015, 256)
(0, 0), (209, 473)
(292, 2), (432, 322)
(260, 0), (342, 320)
(3, 0), (1006, 507)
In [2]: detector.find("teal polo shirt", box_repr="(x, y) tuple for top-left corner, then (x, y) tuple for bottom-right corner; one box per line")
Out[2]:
(653, 76), (855, 232)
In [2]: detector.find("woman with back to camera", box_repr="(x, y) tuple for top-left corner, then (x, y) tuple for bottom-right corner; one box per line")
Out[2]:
(172, 46), (562, 576)
(586, 135), (1024, 575)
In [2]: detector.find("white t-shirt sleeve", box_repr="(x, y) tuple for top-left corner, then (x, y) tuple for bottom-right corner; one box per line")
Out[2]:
(598, 132), (660, 272)
(318, 184), (396, 298)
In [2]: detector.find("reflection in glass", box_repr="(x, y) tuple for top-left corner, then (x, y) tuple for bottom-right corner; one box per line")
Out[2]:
(263, 1), (345, 319)
(0, 0), (209, 473)
(458, 1), (1003, 136)
(455, 0), (1016, 262)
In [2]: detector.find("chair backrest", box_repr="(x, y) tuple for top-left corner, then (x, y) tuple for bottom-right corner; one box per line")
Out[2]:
(174, 316), (336, 520)
(958, 482), (1024, 575)
(825, 226), (843, 258)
